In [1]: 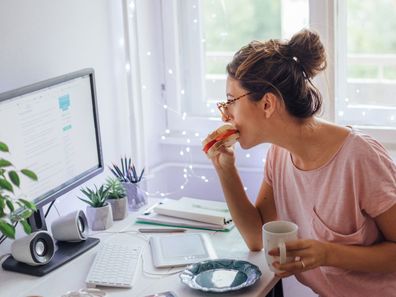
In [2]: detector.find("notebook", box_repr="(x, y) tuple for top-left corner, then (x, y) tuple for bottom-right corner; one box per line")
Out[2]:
(153, 197), (233, 226)
(136, 208), (234, 231)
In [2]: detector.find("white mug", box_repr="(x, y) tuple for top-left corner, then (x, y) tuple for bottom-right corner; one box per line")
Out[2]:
(262, 220), (298, 273)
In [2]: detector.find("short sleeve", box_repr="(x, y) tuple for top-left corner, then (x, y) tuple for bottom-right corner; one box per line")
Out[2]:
(355, 136), (396, 218)
(264, 145), (275, 187)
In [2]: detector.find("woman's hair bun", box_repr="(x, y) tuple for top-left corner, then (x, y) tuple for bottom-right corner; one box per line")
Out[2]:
(288, 29), (327, 79)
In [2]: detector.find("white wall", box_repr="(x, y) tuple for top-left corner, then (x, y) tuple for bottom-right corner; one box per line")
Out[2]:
(0, 0), (135, 250)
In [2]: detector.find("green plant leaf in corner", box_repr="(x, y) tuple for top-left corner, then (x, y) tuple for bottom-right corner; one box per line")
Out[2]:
(8, 170), (20, 187)
(0, 178), (13, 193)
(6, 200), (14, 212)
(0, 142), (9, 152)
(21, 169), (38, 181)
(0, 219), (15, 239)
(20, 219), (32, 234)
(19, 198), (37, 211)
(0, 159), (12, 168)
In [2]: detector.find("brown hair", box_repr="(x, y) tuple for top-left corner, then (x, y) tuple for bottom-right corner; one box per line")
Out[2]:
(226, 29), (327, 118)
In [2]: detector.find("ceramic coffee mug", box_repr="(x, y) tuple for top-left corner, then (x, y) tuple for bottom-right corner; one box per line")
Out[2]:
(262, 220), (298, 273)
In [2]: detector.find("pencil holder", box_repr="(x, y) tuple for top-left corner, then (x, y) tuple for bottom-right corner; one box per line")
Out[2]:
(122, 182), (147, 211)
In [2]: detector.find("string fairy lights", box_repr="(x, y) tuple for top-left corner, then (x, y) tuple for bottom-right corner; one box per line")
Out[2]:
(122, 1), (278, 198)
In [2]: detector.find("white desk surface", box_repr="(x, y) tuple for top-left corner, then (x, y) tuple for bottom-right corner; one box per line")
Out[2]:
(0, 199), (278, 297)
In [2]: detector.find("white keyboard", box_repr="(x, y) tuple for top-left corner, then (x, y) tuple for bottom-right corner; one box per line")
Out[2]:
(86, 242), (142, 288)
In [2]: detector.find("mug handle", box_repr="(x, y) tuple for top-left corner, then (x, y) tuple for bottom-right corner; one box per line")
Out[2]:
(278, 241), (287, 264)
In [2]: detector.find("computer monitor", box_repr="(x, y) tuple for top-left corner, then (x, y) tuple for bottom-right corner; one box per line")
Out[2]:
(0, 68), (103, 275)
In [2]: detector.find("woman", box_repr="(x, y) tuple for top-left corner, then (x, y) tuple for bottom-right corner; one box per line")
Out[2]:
(205, 29), (396, 296)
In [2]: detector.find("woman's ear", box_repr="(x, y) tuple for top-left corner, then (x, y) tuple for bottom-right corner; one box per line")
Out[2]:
(262, 92), (278, 118)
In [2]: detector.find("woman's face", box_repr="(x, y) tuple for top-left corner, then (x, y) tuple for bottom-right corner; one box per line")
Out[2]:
(224, 76), (267, 149)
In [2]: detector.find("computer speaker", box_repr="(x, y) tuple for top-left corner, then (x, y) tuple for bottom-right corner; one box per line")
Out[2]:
(11, 230), (55, 266)
(51, 210), (89, 242)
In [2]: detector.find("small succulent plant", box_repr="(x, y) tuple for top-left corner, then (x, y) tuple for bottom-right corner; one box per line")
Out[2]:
(105, 177), (126, 200)
(109, 157), (144, 184)
(78, 185), (110, 208)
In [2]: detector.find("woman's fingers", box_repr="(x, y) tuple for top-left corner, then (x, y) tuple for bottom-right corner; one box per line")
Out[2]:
(268, 240), (310, 256)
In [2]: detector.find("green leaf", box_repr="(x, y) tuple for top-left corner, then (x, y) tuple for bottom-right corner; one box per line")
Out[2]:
(0, 159), (12, 168)
(21, 169), (38, 181)
(0, 178), (13, 193)
(20, 219), (32, 234)
(0, 195), (5, 209)
(0, 219), (15, 239)
(19, 208), (33, 220)
(18, 198), (37, 211)
(6, 200), (14, 212)
(79, 197), (94, 207)
(0, 142), (9, 152)
(8, 170), (20, 187)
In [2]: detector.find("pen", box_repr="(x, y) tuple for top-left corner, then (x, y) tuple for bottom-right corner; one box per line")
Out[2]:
(138, 228), (186, 233)
(143, 201), (163, 215)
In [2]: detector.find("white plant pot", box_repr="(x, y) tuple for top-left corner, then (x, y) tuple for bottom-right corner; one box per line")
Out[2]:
(108, 197), (128, 220)
(86, 203), (113, 231)
(122, 182), (148, 211)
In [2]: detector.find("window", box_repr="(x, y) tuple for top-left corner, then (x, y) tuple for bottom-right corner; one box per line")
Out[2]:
(161, 0), (396, 146)
(336, 0), (396, 131)
(162, 0), (308, 133)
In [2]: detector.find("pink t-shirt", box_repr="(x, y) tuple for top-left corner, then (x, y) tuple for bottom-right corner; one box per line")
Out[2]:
(264, 129), (396, 297)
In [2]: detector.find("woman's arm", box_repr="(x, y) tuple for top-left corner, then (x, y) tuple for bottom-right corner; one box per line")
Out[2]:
(271, 204), (396, 275)
(215, 166), (277, 251)
(215, 165), (262, 250)
(325, 203), (396, 273)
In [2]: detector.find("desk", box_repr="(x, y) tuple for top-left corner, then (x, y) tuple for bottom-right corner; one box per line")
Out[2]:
(0, 199), (278, 297)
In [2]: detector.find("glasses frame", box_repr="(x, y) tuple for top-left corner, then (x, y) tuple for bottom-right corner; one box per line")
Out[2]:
(216, 92), (252, 119)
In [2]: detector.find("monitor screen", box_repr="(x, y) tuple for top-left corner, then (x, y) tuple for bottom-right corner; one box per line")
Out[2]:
(0, 69), (103, 213)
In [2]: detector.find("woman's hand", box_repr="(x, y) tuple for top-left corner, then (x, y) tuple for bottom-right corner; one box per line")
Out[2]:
(269, 239), (330, 277)
(209, 142), (237, 171)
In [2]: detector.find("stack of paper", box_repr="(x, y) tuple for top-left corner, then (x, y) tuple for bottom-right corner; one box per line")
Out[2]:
(136, 197), (234, 231)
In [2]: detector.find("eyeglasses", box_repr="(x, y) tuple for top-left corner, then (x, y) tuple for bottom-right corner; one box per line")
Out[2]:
(216, 92), (252, 119)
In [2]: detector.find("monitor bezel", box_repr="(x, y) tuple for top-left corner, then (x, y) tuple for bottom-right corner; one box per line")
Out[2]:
(0, 68), (104, 210)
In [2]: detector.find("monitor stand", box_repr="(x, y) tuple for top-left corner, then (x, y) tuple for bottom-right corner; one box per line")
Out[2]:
(2, 237), (100, 276)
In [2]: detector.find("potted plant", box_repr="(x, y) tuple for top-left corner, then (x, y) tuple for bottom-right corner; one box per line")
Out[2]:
(78, 185), (113, 231)
(0, 141), (38, 241)
(105, 177), (128, 220)
(109, 157), (147, 211)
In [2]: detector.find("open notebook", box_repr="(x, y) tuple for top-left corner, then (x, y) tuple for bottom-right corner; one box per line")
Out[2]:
(136, 198), (234, 231)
